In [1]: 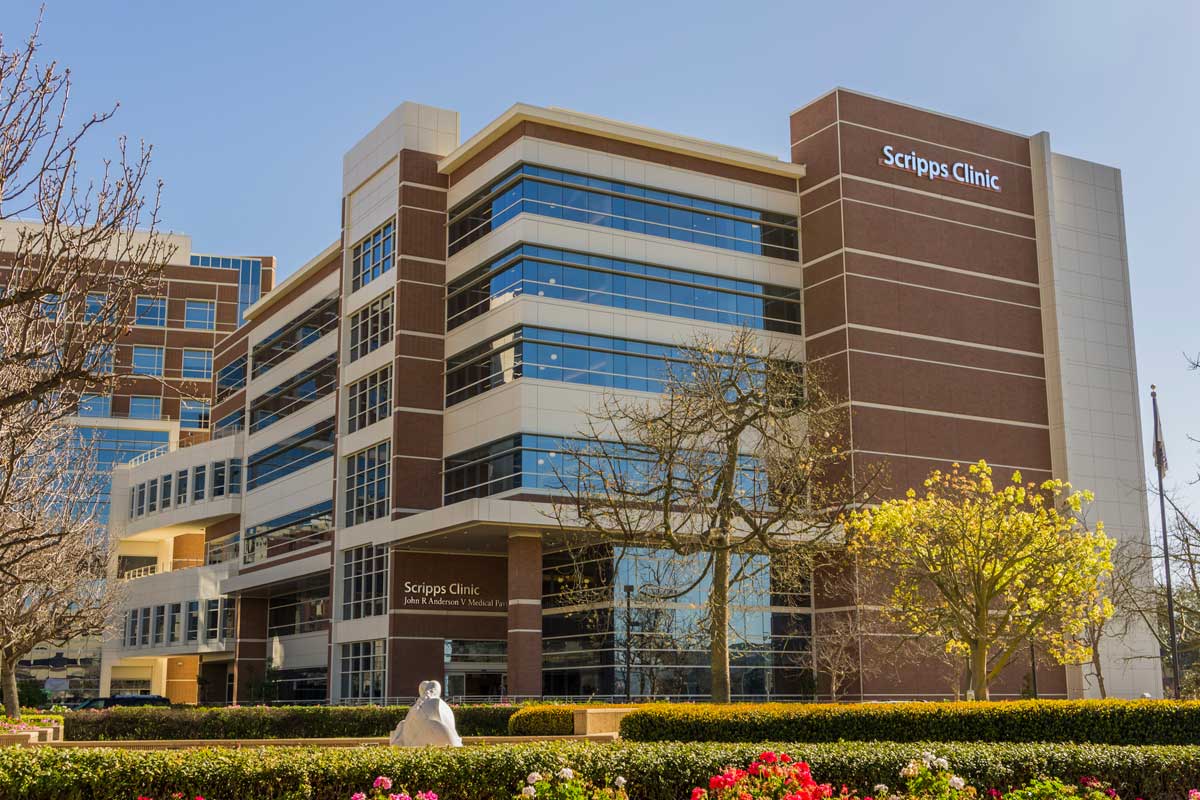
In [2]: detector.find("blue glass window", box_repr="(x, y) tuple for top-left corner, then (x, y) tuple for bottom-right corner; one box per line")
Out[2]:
(182, 349), (213, 379)
(243, 501), (334, 565)
(185, 300), (216, 330)
(216, 355), (248, 403)
(247, 418), (336, 491)
(128, 396), (162, 419)
(447, 327), (703, 405)
(350, 222), (394, 292)
(447, 244), (801, 333)
(134, 297), (167, 327)
(252, 296), (339, 378)
(78, 394), (111, 417)
(447, 165), (798, 260)
(213, 409), (244, 436)
(85, 293), (107, 322)
(131, 345), (164, 376)
(249, 354), (338, 433)
(444, 434), (761, 506)
(180, 400), (210, 429)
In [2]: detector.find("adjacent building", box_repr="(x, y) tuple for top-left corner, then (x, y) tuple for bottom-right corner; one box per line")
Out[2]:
(0, 222), (275, 699)
(99, 89), (1162, 703)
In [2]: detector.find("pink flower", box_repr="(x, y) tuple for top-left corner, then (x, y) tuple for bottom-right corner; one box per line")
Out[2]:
(416, 792), (438, 800)
(351, 793), (367, 800)
(374, 777), (393, 791)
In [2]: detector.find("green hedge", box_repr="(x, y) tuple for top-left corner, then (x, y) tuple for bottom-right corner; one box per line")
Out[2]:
(62, 704), (519, 741)
(1, 741), (1199, 800)
(507, 704), (576, 735)
(619, 700), (1200, 745)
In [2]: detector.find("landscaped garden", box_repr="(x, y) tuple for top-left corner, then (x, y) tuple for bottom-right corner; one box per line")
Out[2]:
(3, 700), (1200, 800)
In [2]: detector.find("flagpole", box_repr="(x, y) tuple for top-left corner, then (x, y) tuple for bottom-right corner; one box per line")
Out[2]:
(1152, 385), (1182, 699)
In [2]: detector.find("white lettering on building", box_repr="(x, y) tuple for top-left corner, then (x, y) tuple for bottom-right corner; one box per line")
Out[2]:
(880, 145), (1001, 192)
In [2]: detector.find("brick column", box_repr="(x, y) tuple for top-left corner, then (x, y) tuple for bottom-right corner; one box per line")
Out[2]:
(506, 532), (542, 698)
(232, 597), (268, 702)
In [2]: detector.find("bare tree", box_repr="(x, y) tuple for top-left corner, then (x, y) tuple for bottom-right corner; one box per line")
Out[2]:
(1113, 493), (1200, 692)
(0, 15), (168, 566)
(550, 327), (874, 702)
(0, 426), (118, 717)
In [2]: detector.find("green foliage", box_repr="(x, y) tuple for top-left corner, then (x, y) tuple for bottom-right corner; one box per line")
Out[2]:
(507, 705), (578, 736)
(62, 704), (520, 740)
(618, 700), (1200, 745)
(0, 741), (1198, 800)
(7, 680), (49, 709)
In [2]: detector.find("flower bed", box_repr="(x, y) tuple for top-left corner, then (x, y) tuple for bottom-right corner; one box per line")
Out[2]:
(618, 700), (1200, 745)
(1, 740), (1199, 800)
(61, 704), (520, 740)
(690, 751), (1162, 800)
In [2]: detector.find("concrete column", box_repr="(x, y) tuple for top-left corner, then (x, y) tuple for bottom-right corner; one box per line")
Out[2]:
(506, 532), (542, 698)
(232, 597), (268, 701)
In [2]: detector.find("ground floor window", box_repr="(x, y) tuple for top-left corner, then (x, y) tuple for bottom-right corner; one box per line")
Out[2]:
(540, 546), (814, 700)
(444, 639), (506, 700)
(340, 639), (386, 702)
(270, 666), (328, 703)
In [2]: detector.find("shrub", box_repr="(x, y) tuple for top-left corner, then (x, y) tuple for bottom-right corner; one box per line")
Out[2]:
(0, 741), (1199, 800)
(62, 704), (520, 741)
(619, 700), (1200, 745)
(507, 705), (577, 736)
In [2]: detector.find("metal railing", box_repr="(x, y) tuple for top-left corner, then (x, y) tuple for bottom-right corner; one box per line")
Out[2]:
(205, 533), (240, 565)
(124, 424), (243, 469)
(118, 564), (158, 581)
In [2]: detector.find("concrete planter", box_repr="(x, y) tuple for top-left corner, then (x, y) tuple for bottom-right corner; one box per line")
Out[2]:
(0, 731), (37, 746)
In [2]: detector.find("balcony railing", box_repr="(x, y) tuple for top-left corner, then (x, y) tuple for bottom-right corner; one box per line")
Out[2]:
(205, 533), (240, 566)
(118, 564), (158, 581)
(125, 424), (243, 469)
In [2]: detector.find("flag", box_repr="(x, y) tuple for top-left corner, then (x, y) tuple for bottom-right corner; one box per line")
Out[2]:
(1154, 394), (1169, 475)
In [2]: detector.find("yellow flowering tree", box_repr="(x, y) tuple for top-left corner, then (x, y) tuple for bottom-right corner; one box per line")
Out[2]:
(847, 460), (1114, 700)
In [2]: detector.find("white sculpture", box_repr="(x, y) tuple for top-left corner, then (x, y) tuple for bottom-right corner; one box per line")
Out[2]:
(389, 680), (462, 747)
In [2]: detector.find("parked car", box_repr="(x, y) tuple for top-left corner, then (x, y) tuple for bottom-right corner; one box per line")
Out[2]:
(73, 694), (170, 709)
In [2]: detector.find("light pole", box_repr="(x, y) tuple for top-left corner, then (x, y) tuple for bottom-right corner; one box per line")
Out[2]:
(623, 584), (634, 702)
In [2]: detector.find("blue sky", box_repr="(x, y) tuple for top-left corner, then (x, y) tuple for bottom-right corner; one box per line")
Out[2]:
(11, 0), (1200, 506)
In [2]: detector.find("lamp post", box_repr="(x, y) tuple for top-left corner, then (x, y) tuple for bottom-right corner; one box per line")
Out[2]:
(623, 584), (634, 703)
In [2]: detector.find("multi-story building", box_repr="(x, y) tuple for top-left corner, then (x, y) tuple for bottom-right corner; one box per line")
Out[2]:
(100, 89), (1162, 703)
(0, 222), (276, 700)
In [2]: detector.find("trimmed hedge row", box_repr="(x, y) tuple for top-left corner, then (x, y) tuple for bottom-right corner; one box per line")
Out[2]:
(2, 740), (1200, 800)
(619, 700), (1200, 745)
(62, 705), (519, 741)
(507, 704), (578, 735)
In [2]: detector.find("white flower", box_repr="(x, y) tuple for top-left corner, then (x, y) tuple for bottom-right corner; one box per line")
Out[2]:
(558, 768), (575, 781)
(899, 761), (921, 779)
(615, 777), (627, 788)
(527, 773), (543, 785)
(921, 751), (936, 763)
(948, 776), (965, 791)
(521, 787), (537, 798)
(874, 785), (889, 795)
(934, 758), (949, 771)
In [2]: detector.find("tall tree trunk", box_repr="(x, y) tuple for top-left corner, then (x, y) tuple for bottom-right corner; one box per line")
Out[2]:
(710, 546), (732, 703)
(2, 656), (20, 719)
(1091, 648), (1108, 699)
(970, 643), (989, 701)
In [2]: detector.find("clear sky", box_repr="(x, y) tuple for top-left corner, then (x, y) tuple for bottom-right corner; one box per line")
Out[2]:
(10, 0), (1200, 506)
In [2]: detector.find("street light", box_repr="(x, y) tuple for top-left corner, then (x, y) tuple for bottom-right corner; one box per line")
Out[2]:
(623, 584), (634, 703)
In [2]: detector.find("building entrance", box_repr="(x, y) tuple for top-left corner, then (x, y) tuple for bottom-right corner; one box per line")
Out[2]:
(444, 639), (507, 701)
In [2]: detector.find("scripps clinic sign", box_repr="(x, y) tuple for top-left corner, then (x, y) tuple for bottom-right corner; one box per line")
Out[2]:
(400, 580), (506, 611)
(879, 145), (1001, 192)
(394, 552), (508, 612)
